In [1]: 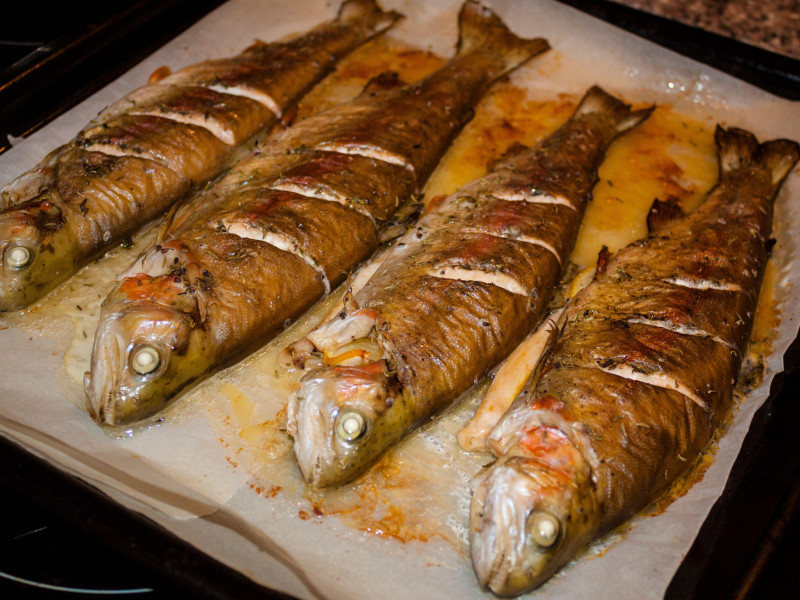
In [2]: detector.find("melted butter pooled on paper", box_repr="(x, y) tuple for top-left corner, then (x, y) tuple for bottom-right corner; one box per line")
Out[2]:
(0, 231), (156, 408)
(424, 88), (576, 200)
(295, 36), (446, 121)
(749, 260), (781, 361)
(571, 107), (717, 267)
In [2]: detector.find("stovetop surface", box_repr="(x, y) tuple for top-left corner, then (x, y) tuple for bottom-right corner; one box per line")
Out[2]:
(0, 486), (165, 599)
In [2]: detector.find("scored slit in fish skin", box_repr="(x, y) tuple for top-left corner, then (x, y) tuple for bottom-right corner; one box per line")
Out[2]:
(0, 0), (402, 311)
(84, 0), (550, 426)
(285, 86), (653, 488)
(470, 126), (800, 597)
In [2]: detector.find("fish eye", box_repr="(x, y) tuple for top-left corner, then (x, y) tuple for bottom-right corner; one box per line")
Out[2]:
(3, 244), (34, 271)
(528, 511), (560, 548)
(335, 410), (367, 443)
(129, 344), (164, 377)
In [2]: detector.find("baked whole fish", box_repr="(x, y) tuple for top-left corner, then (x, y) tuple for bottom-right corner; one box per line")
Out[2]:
(0, 0), (401, 311)
(85, 0), (549, 425)
(286, 87), (653, 487)
(470, 126), (800, 596)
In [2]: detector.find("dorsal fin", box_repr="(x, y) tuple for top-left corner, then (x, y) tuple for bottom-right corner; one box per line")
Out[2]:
(488, 142), (530, 171)
(646, 196), (685, 234)
(594, 245), (610, 280)
(360, 71), (406, 97)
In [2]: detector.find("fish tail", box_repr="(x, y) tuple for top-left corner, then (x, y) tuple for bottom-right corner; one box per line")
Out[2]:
(575, 85), (654, 134)
(716, 126), (760, 175)
(336, 0), (403, 36)
(757, 138), (800, 190)
(716, 125), (800, 192)
(456, 0), (549, 76)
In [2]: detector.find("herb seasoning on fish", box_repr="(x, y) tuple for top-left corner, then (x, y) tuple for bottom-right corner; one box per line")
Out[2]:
(286, 87), (652, 487)
(470, 126), (799, 596)
(84, 0), (550, 425)
(0, 0), (401, 311)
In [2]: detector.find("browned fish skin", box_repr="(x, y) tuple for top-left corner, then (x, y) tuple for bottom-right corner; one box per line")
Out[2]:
(471, 126), (800, 596)
(0, 0), (401, 311)
(359, 88), (651, 414)
(85, 1), (550, 425)
(287, 87), (652, 487)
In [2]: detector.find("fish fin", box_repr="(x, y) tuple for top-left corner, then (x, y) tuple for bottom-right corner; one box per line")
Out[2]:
(574, 85), (654, 134)
(594, 245), (610, 279)
(757, 138), (800, 190)
(155, 196), (186, 245)
(378, 196), (422, 243)
(715, 126), (759, 176)
(615, 106), (655, 134)
(336, 0), (403, 36)
(646, 195), (685, 233)
(360, 71), (407, 97)
(343, 284), (361, 313)
(488, 142), (530, 171)
(456, 1), (549, 76)
(716, 126), (800, 193)
(280, 104), (299, 128)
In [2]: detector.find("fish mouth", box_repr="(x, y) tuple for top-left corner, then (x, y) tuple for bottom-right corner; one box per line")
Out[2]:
(84, 321), (124, 424)
(470, 456), (569, 596)
(289, 363), (389, 487)
(85, 302), (192, 425)
(288, 379), (344, 486)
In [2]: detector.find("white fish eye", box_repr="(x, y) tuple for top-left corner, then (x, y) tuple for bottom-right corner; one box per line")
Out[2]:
(528, 511), (560, 548)
(335, 411), (366, 443)
(130, 344), (162, 376)
(4, 245), (33, 270)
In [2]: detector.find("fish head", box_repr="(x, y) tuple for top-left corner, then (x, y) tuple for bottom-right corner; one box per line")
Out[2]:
(470, 435), (599, 596)
(85, 297), (209, 425)
(289, 360), (410, 487)
(0, 197), (73, 310)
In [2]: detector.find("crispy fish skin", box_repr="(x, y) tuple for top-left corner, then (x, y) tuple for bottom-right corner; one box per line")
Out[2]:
(0, 0), (401, 311)
(471, 126), (800, 596)
(85, 1), (550, 425)
(287, 87), (653, 487)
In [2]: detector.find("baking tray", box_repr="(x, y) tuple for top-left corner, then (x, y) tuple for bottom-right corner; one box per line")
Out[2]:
(0, 0), (798, 598)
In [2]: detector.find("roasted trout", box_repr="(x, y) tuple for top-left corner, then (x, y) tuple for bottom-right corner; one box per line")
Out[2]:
(85, 0), (549, 425)
(286, 87), (652, 487)
(0, 0), (401, 311)
(470, 126), (800, 596)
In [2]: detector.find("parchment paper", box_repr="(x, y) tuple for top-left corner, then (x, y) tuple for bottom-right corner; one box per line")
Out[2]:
(1, 1), (799, 599)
